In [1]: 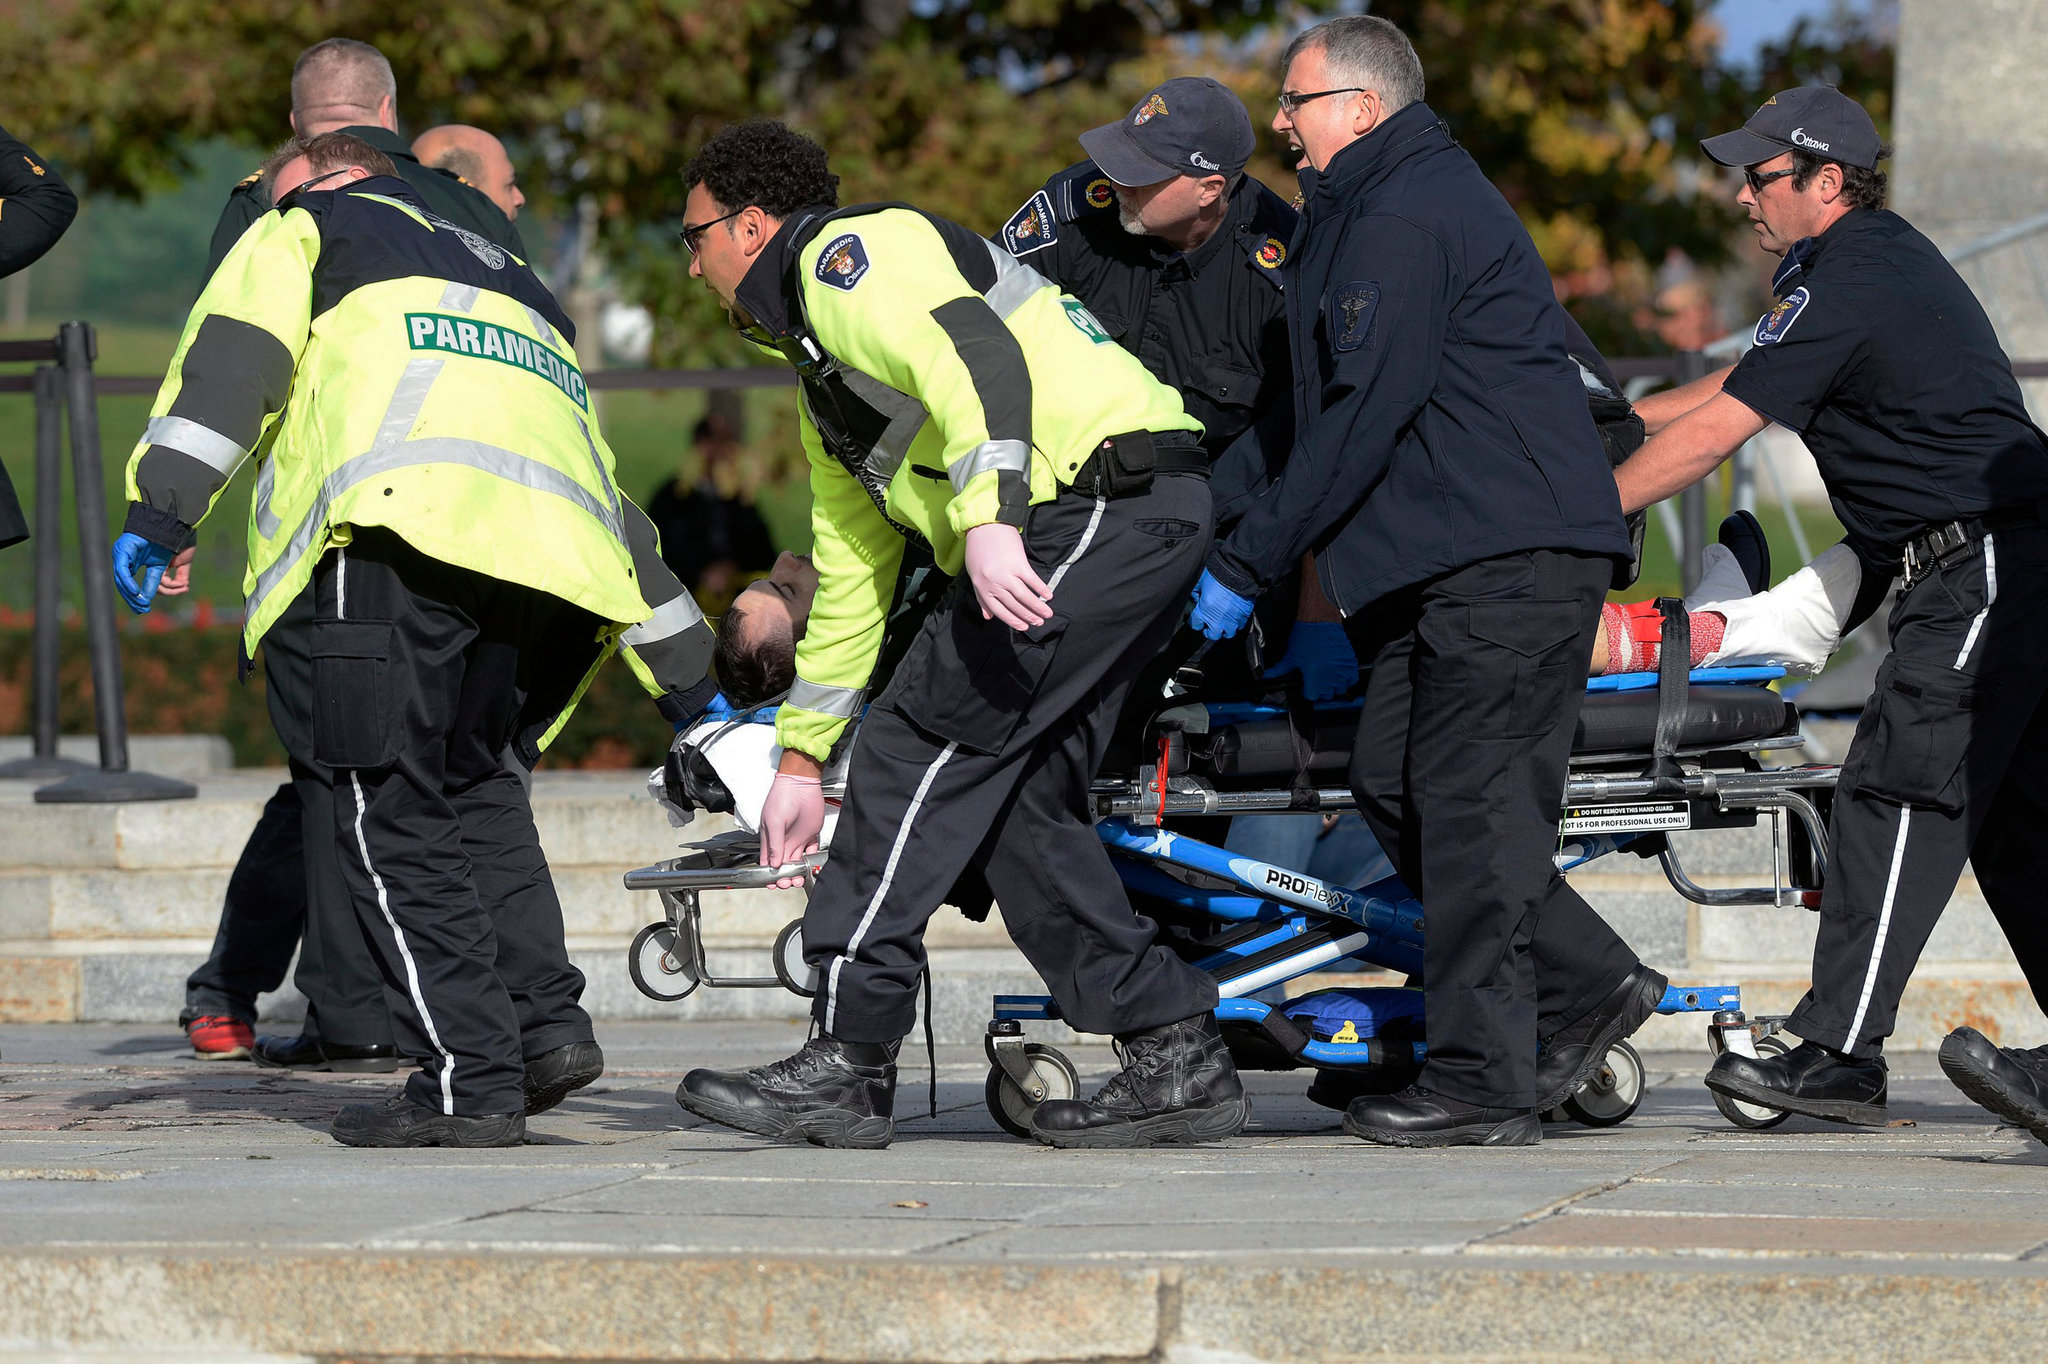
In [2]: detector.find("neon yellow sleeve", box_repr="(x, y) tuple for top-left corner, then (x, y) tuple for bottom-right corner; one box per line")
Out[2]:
(797, 209), (1033, 537)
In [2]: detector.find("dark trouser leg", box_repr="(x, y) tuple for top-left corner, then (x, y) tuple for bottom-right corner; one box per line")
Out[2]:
(1346, 549), (1610, 1108)
(181, 781), (305, 1025)
(316, 531), (557, 1117)
(453, 764), (594, 1060)
(1970, 697), (2048, 1018)
(981, 608), (1221, 1037)
(1347, 562), (1633, 1043)
(805, 473), (1218, 1042)
(261, 586), (395, 1048)
(1790, 529), (2048, 1055)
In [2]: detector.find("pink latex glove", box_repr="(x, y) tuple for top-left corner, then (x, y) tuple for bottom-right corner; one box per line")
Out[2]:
(963, 522), (1052, 630)
(759, 771), (824, 889)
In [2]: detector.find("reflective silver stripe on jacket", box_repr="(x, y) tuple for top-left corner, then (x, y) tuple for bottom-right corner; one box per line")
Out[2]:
(786, 676), (864, 718)
(838, 369), (929, 481)
(982, 242), (1052, 319)
(622, 590), (706, 645)
(144, 415), (250, 478)
(248, 438), (628, 625)
(948, 438), (1029, 494)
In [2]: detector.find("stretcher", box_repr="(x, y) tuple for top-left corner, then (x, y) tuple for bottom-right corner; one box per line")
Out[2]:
(623, 633), (1839, 1134)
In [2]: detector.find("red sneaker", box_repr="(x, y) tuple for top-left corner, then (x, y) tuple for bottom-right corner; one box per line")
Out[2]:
(188, 1015), (254, 1060)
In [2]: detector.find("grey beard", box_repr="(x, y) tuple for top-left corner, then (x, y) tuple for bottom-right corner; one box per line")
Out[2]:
(1118, 203), (1147, 235)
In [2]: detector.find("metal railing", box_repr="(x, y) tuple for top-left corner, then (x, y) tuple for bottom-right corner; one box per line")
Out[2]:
(0, 322), (196, 802)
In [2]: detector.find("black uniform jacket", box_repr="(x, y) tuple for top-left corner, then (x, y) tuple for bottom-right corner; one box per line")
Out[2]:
(0, 124), (77, 279)
(0, 124), (76, 547)
(1003, 160), (1297, 517)
(1206, 102), (1633, 614)
(204, 125), (525, 279)
(1723, 208), (2048, 552)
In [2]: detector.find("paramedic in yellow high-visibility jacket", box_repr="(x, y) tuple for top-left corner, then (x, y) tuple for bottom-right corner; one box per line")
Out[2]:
(116, 132), (718, 1148)
(670, 120), (1248, 1152)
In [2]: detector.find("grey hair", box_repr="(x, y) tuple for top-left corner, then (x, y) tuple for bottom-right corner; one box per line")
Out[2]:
(1283, 15), (1424, 114)
(291, 38), (398, 120)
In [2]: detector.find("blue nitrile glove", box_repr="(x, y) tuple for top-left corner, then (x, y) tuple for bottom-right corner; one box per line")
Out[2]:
(1267, 621), (1358, 701)
(671, 691), (733, 731)
(111, 533), (174, 615)
(1189, 569), (1255, 640)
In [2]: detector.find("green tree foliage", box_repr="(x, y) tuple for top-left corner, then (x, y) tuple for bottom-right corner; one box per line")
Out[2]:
(0, 0), (1894, 361)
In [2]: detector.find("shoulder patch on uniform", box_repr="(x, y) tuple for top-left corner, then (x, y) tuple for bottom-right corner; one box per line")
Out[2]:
(236, 168), (263, 188)
(1083, 176), (1116, 213)
(1330, 281), (1379, 352)
(1002, 191), (1058, 257)
(1754, 286), (1810, 346)
(815, 232), (871, 290)
(1252, 236), (1287, 270)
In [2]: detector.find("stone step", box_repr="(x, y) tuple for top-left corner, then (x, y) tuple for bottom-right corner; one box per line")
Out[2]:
(0, 733), (235, 780)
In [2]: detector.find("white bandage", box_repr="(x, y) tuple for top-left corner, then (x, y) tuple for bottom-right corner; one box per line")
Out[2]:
(1686, 542), (1862, 677)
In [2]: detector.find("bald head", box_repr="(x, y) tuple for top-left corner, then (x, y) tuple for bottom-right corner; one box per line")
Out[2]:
(290, 38), (398, 137)
(413, 124), (524, 221)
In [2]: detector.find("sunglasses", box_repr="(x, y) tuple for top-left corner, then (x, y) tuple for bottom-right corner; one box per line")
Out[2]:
(1744, 165), (1798, 195)
(680, 207), (745, 256)
(1277, 87), (1365, 116)
(277, 168), (353, 204)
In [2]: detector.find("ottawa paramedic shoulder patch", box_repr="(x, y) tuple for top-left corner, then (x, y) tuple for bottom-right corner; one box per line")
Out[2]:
(1754, 287), (1810, 346)
(1331, 282), (1379, 352)
(815, 233), (871, 291)
(1002, 190), (1059, 257)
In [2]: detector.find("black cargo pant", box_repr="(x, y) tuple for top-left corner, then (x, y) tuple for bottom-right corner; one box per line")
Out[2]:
(1344, 548), (1634, 1109)
(313, 528), (596, 1117)
(180, 586), (395, 1046)
(805, 472), (1222, 1043)
(1791, 525), (2048, 1055)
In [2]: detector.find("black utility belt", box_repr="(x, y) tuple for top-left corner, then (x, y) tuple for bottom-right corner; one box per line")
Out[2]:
(1901, 500), (2048, 587)
(1070, 430), (1207, 499)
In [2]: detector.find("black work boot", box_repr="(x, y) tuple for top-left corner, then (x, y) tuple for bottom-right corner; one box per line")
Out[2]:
(1030, 1012), (1250, 1148)
(331, 1094), (525, 1148)
(676, 1033), (897, 1149)
(524, 1040), (605, 1116)
(1344, 1085), (1541, 1147)
(1939, 1026), (2048, 1143)
(1706, 1039), (1888, 1125)
(1535, 964), (1668, 1111)
(252, 1033), (403, 1073)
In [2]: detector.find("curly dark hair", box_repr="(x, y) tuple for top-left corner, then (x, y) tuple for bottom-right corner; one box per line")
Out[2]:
(1791, 147), (1889, 211)
(713, 597), (796, 708)
(684, 121), (839, 217)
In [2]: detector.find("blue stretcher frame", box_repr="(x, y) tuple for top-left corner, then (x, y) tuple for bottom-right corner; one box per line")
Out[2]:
(985, 669), (1781, 1074)
(990, 816), (1741, 1071)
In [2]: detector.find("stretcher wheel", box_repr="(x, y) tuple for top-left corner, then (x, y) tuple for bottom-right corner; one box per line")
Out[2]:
(773, 918), (818, 997)
(1711, 1034), (1793, 1130)
(1563, 1039), (1644, 1128)
(628, 922), (698, 1002)
(984, 1045), (1080, 1139)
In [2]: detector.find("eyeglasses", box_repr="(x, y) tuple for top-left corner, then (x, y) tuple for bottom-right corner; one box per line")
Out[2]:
(680, 207), (745, 256)
(1743, 165), (1799, 195)
(1277, 87), (1365, 116)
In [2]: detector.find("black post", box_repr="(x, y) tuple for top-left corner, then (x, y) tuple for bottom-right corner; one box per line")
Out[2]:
(1674, 349), (1712, 596)
(0, 364), (88, 780)
(33, 321), (195, 803)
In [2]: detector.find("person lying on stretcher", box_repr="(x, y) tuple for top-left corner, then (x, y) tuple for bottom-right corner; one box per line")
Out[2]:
(666, 525), (1869, 832)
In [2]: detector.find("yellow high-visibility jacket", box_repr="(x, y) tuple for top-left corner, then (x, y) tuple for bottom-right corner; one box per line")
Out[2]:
(731, 203), (1200, 760)
(124, 177), (715, 735)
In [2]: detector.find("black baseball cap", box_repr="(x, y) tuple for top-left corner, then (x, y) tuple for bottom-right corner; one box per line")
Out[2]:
(1079, 77), (1256, 187)
(1701, 85), (1886, 170)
